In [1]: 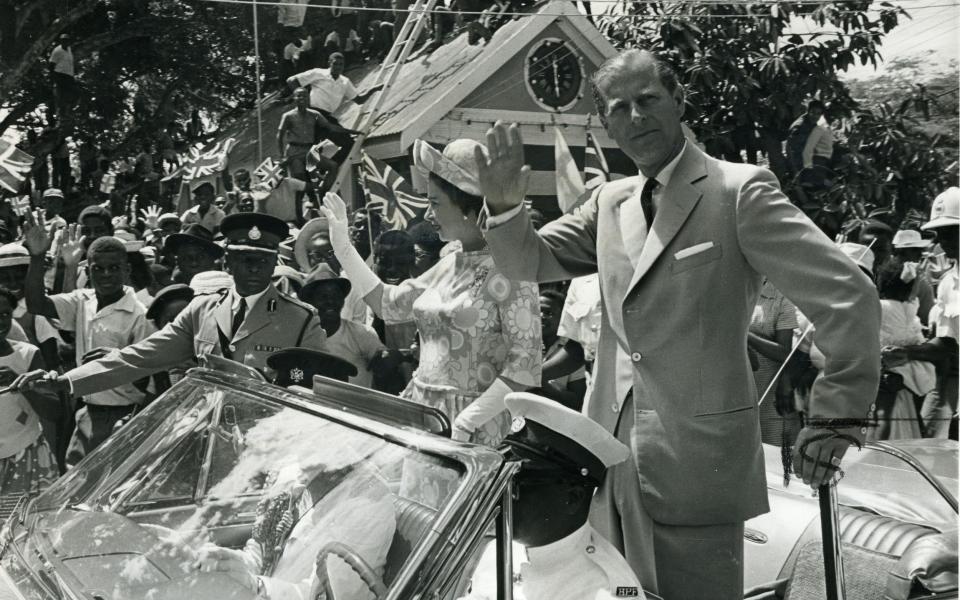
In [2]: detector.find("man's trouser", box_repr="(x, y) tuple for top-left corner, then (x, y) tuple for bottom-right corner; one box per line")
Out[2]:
(590, 393), (745, 600)
(921, 369), (958, 439)
(314, 109), (355, 165)
(66, 404), (137, 467)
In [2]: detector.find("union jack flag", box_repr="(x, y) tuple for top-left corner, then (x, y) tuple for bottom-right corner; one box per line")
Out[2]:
(9, 195), (31, 216)
(254, 157), (285, 190)
(0, 139), (34, 194)
(360, 152), (428, 231)
(584, 130), (609, 191)
(176, 138), (237, 182)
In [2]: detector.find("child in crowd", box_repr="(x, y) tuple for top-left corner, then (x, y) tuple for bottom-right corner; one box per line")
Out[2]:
(0, 287), (60, 518)
(876, 255), (937, 439)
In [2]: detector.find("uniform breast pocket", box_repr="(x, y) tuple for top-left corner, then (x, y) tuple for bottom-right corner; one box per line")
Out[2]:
(195, 335), (219, 356)
(670, 242), (722, 275)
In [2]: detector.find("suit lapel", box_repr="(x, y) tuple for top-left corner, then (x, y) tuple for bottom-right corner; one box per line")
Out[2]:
(233, 285), (276, 343)
(624, 144), (708, 298)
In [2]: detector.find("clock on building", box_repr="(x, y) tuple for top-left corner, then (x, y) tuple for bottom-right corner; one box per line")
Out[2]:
(524, 38), (585, 112)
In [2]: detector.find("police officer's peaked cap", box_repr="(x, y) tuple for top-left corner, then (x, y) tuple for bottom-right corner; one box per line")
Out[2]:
(221, 213), (289, 253)
(504, 392), (630, 486)
(267, 347), (357, 387)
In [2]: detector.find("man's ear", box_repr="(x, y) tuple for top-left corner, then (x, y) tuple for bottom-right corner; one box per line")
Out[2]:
(674, 86), (686, 119)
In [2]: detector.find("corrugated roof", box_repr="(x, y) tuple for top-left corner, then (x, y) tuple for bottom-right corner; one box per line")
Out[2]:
(338, 13), (536, 139)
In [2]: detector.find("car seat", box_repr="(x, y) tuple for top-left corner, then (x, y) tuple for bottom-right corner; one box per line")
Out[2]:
(383, 495), (439, 585)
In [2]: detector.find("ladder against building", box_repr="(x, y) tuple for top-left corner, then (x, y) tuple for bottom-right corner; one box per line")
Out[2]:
(331, 0), (441, 202)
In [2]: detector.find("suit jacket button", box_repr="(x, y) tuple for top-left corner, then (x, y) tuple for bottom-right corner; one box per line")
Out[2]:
(630, 352), (642, 362)
(585, 545), (595, 554)
(229, 344), (237, 352)
(611, 403), (620, 413)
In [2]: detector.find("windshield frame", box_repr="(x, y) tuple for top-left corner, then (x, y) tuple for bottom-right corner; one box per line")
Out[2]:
(25, 368), (506, 600)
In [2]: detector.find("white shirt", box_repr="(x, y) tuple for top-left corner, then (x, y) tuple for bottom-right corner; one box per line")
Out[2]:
(227, 285), (270, 333)
(324, 319), (385, 388)
(51, 286), (153, 406)
(463, 524), (644, 600)
(557, 274), (602, 362)
(49, 45), (74, 76)
(802, 124), (834, 168)
(181, 204), (226, 232)
(292, 68), (358, 113)
(931, 262), (959, 341)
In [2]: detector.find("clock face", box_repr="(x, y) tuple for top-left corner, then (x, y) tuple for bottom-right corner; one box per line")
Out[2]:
(524, 38), (584, 112)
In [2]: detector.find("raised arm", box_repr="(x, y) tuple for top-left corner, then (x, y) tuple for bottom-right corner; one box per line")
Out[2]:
(21, 212), (59, 319)
(478, 122), (600, 283)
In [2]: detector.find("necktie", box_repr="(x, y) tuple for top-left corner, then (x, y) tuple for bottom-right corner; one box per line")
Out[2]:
(641, 177), (658, 229)
(231, 297), (247, 339)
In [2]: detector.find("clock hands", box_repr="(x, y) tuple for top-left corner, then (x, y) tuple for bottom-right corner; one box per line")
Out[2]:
(552, 60), (560, 99)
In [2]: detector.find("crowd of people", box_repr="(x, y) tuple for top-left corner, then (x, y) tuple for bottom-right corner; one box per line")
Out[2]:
(0, 45), (957, 600)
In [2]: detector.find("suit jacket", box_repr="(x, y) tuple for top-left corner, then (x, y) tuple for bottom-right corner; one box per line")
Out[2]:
(69, 284), (326, 397)
(485, 142), (881, 525)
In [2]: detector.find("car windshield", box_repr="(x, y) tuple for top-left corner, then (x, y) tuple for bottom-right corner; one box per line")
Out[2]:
(27, 376), (465, 600)
(765, 443), (957, 527)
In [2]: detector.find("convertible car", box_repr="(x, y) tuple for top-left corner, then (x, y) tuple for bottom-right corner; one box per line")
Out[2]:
(0, 366), (957, 600)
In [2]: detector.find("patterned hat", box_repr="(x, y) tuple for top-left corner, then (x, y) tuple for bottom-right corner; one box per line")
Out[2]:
(412, 138), (488, 197)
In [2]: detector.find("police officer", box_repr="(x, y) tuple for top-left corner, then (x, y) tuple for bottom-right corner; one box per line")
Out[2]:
(266, 346), (357, 387)
(14, 213), (327, 395)
(465, 391), (647, 600)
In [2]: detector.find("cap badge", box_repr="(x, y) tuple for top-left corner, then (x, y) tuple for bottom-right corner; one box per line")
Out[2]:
(510, 416), (526, 434)
(249, 226), (262, 240)
(290, 367), (304, 383)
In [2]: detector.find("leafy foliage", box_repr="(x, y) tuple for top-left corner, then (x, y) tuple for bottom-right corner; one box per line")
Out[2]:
(595, 1), (958, 230)
(1, 0), (267, 159)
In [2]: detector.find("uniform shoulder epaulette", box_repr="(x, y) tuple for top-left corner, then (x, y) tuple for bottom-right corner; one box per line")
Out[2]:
(275, 290), (317, 314)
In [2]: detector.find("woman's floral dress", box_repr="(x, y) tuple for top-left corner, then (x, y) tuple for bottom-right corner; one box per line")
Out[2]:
(380, 248), (542, 446)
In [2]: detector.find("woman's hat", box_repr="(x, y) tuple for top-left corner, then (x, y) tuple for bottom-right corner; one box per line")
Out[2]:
(0, 243), (31, 268)
(412, 138), (488, 197)
(839, 242), (875, 276)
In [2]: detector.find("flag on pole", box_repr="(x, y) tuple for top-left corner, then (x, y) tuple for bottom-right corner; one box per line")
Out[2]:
(9, 196), (32, 216)
(584, 130), (609, 191)
(174, 138), (237, 182)
(0, 139), (34, 194)
(254, 157), (285, 190)
(554, 128), (585, 214)
(360, 152), (428, 230)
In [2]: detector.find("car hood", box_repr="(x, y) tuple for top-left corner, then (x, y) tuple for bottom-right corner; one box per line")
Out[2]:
(30, 510), (255, 600)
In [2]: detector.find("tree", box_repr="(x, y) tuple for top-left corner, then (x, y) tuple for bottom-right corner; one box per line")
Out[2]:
(1, 0), (270, 167)
(595, 1), (958, 229)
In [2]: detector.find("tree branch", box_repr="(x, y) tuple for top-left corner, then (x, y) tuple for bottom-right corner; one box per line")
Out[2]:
(0, 0), (100, 102)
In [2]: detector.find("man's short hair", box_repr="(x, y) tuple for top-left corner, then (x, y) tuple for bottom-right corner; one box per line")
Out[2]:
(86, 236), (128, 261)
(78, 205), (112, 225)
(329, 52), (345, 61)
(591, 49), (681, 128)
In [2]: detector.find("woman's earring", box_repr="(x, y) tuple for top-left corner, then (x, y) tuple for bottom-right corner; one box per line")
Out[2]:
(462, 214), (469, 221)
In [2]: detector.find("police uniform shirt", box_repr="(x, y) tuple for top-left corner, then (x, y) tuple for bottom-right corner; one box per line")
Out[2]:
(520, 523), (645, 600)
(463, 524), (644, 600)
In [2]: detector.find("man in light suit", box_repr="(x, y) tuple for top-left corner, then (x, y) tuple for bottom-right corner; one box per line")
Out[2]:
(15, 213), (327, 396)
(475, 50), (880, 599)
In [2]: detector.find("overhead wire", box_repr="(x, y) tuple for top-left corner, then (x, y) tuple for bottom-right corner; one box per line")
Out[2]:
(195, 0), (960, 19)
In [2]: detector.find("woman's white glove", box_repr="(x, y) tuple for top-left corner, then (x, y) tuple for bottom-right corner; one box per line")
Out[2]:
(453, 378), (513, 438)
(319, 192), (382, 297)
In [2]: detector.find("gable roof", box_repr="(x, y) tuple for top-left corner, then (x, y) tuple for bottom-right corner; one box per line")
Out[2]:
(339, 0), (616, 152)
